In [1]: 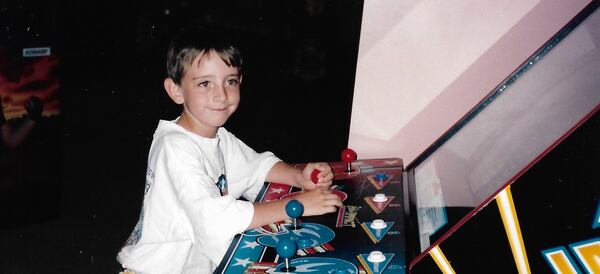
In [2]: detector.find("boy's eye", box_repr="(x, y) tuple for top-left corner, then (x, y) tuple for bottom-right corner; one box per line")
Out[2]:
(197, 81), (209, 87)
(226, 79), (239, 85)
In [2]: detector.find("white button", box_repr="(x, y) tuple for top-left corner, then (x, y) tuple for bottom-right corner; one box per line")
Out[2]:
(370, 219), (387, 230)
(373, 193), (387, 202)
(367, 251), (386, 263)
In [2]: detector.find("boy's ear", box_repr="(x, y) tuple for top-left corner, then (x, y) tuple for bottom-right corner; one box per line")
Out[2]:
(164, 78), (184, 104)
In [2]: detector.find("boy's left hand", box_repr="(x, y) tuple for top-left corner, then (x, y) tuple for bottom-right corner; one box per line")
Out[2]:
(298, 162), (333, 190)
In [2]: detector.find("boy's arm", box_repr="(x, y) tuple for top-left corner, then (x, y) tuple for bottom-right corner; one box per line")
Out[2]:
(265, 161), (333, 190)
(249, 199), (290, 229)
(249, 162), (340, 229)
(248, 188), (342, 229)
(265, 162), (303, 188)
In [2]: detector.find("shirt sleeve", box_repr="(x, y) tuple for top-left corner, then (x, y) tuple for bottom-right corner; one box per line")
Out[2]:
(219, 129), (281, 201)
(159, 133), (255, 265)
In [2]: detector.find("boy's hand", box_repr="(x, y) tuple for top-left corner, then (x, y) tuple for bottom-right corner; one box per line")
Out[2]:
(297, 162), (333, 190)
(293, 188), (343, 216)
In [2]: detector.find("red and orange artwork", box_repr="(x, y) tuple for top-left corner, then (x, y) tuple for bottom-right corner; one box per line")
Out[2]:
(0, 47), (60, 120)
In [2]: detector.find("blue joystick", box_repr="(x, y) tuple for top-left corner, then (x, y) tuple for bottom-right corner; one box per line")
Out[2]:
(285, 199), (304, 218)
(285, 199), (304, 230)
(276, 238), (297, 259)
(276, 238), (297, 272)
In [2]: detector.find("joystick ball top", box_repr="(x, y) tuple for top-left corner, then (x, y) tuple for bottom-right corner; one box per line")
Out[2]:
(341, 148), (357, 163)
(285, 199), (304, 218)
(276, 238), (297, 259)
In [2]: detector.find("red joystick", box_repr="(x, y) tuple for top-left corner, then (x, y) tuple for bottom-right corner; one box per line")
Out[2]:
(341, 148), (357, 173)
(310, 169), (320, 184)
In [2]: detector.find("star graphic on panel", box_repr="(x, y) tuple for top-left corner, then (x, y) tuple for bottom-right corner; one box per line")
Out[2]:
(242, 240), (261, 249)
(269, 187), (285, 194)
(232, 257), (252, 267)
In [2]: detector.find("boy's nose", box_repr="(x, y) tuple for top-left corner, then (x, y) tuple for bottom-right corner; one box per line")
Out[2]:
(214, 85), (228, 101)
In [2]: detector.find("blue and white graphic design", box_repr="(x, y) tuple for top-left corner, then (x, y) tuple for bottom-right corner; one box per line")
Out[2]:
(223, 235), (266, 274)
(268, 257), (358, 273)
(217, 174), (229, 196)
(257, 223), (335, 248)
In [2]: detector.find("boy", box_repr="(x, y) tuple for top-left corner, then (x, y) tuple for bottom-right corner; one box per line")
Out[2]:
(117, 28), (343, 273)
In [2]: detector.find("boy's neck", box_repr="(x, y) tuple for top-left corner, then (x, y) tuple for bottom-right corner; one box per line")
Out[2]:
(176, 113), (218, 138)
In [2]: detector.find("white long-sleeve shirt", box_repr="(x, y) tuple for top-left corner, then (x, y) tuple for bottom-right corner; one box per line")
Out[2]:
(118, 120), (280, 273)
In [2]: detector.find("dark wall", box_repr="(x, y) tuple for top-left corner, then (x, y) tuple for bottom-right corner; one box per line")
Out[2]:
(0, 1), (364, 273)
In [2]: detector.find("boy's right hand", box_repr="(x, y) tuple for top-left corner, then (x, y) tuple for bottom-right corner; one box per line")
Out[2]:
(292, 188), (343, 216)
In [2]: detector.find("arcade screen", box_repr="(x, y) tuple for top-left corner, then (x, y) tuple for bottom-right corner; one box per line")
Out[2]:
(405, 2), (600, 266)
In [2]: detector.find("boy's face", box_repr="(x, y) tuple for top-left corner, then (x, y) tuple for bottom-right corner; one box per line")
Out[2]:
(167, 50), (241, 137)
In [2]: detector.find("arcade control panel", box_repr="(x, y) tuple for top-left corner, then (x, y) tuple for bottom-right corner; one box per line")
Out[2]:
(216, 149), (408, 274)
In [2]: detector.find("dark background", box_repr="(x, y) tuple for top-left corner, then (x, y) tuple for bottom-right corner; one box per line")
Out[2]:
(0, 1), (364, 273)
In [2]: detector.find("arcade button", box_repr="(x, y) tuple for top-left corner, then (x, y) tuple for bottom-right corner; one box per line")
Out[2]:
(370, 219), (388, 230)
(374, 173), (387, 181)
(367, 251), (386, 263)
(367, 251), (386, 273)
(373, 193), (388, 203)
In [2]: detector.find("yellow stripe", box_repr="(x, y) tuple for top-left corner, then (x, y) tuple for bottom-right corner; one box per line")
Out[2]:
(364, 197), (383, 214)
(356, 255), (373, 274)
(429, 245), (456, 274)
(360, 222), (379, 244)
(496, 186), (531, 274)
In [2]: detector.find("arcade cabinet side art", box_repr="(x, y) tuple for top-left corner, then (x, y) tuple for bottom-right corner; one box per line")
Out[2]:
(0, 45), (61, 228)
